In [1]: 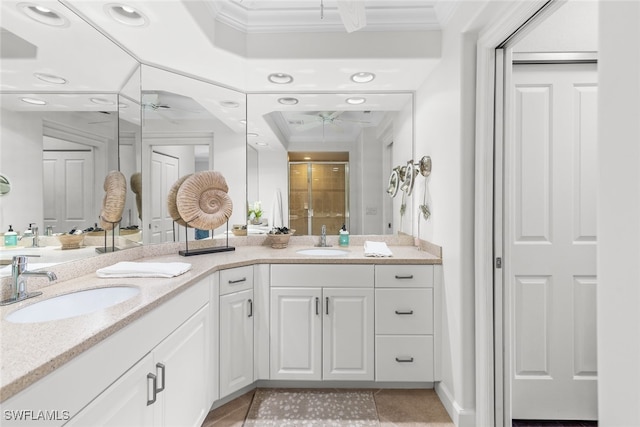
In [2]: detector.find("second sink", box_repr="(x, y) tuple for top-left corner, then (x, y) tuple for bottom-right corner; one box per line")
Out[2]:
(5, 286), (140, 323)
(296, 248), (349, 256)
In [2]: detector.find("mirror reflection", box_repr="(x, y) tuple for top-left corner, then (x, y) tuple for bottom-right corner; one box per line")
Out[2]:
(0, 0), (140, 270)
(246, 93), (414, 237)
(140, 65), (247, 245)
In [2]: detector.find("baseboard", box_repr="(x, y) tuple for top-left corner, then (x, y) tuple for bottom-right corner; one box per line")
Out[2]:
(435, 382), (476, 427)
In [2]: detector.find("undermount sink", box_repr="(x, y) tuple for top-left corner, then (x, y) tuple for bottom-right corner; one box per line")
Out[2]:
(296, 247), (349, 256)
(5, 286), (140, 324)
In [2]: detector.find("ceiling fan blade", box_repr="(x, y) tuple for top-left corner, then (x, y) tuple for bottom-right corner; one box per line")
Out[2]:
(325, 111), (343, 120)
(337, 0), (366, 33)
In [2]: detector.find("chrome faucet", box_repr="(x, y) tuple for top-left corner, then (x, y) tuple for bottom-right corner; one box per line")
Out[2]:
(0, 255), (57, 306)
(318, 224), (329, 247)
(30, 225), (39, 247)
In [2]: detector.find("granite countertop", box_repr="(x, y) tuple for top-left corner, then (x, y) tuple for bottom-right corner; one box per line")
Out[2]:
(0, 240), (441, 402)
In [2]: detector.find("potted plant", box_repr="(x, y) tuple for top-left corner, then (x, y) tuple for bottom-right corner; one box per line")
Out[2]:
(248, 201), (263, 224)
(265, 227), (295, 249)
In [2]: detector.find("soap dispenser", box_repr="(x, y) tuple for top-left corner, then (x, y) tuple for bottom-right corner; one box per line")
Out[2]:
(4, 225), (17, 247)
(339, 224), (349, 247)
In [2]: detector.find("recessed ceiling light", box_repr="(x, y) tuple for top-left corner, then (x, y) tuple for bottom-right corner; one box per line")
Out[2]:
(278, 97), (299, 105)
(221, 100), (239, 108)
(90, 97), (115, 105)
(350, 72), (375, 83)
(33, 72), (67, 84)
(247, 132), (259, 137)
(346, 97), (366, 105)
(256, 142), (268, 146)
(303, 156), (311, 160)
(239, 119), (247, 125)
(19, 3), (69, 27)
(105, 3), (148, 27)
(268, 73), (294, 84)
(21, 97), (47, 105)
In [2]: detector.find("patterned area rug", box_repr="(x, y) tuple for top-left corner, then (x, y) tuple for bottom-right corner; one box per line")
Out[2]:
(244, 389), (380, 426)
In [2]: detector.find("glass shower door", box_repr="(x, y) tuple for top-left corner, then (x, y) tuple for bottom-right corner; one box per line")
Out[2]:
(289, 162), (348, 236)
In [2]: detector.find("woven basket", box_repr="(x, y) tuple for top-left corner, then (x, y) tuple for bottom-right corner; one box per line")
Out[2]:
(265, 229), (295, 249)
(58, 233), (84, 250)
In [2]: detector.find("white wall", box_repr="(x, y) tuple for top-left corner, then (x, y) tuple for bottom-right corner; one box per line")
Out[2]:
(413, 3), (482, 423)
(256, 146), (288, 229)
(0, 109), (45, 233)
(597, 2), (640, 425)
(514, 0), (598, 53)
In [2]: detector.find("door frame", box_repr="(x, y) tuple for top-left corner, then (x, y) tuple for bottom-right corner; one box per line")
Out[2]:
(473, 1), (565, 426)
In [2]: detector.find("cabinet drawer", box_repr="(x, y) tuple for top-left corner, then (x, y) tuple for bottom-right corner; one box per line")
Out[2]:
(375, 265), (433, 288)
(220, 265), (254, 295)
(271, 264), (374, 287)
(375, 335), (434, 382)
(375, 289), (433, 334)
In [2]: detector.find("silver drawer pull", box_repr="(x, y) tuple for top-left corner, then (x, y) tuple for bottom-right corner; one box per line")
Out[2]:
(395, 357), (414, 363)
(395, 310), (414, 315)
(228, 277), (247, 284)
(394, 274), (414, 279)
(155, 363), (166, 393)
(147, 373), (157, 406)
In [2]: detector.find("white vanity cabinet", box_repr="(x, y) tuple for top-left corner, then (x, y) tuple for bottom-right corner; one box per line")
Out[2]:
(374, 264), (438, 382)
(218, 265), (254, 398)
(67, 304), (211, 427)
(1, 277), (212, 427)
(270, 264), (375, 381)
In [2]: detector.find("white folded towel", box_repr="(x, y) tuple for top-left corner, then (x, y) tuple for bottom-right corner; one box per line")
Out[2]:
(96, 262), (191, 278)
(364, 241), (393, 257)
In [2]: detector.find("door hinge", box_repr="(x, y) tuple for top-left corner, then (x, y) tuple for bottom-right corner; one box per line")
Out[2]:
(495, 257), (502, 269)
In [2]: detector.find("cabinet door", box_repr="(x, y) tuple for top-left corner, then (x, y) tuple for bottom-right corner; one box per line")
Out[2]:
(154, 304), (211, 427)
(219, 289), (254, 397)
(323, 288), (374, 380)
(66, 353), (155, 427)
(270, 287), (322, 380)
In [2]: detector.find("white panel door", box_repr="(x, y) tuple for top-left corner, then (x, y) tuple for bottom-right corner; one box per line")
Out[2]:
(219, 289), (254, 397)
(150, 151), (178, 243)
(155, 304), (211, 427)
(66, 353), (155, 427)
(323, 288), (374, 380)
(270, 287), (322, 380)
(42, 150), (94, 233)
(508, 63), (597, 420)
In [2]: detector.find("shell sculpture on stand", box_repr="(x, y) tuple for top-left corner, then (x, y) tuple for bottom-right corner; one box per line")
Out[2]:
(167, 174), (193, 227)
(99, 171), (127, 230)
(176, 171), (233, 230)
(130, 172), (142, 220)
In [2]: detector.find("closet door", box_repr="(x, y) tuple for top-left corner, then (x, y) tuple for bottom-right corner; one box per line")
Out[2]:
(508, 63), (597, 420)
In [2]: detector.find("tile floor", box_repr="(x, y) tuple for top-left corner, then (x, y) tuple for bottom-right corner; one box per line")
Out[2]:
(512, 421), (597, 427)
(201, 388), (454, 427)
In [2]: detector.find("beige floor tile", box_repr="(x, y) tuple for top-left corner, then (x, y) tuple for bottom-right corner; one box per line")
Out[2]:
(373, 389), (453, 426)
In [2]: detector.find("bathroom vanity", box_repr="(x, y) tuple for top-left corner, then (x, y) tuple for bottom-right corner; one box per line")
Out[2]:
(0, 242), (441, 427)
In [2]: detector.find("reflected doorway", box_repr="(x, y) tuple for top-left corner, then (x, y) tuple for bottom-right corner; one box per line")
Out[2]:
(289, 152), (349, 236)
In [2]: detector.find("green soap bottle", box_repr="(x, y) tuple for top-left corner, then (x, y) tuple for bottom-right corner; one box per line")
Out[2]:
(4, 225), (17, 247)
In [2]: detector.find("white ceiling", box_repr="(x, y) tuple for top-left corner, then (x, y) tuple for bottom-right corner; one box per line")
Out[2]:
(1, 0), (453, 146)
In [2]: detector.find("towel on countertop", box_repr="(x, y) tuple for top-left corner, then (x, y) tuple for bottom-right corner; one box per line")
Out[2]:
(96, 262), (192, 278)
(363, 241), (393, 257)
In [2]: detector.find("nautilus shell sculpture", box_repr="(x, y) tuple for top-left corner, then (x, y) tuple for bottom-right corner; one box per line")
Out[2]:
(175, 171), (233, 230)
(100, 170), (127, 230)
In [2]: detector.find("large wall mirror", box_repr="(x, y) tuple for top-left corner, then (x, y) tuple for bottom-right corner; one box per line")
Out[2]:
(0, 1), (140, 271)
(140, 65), (246, 245)
(246, 93), (414, 237)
